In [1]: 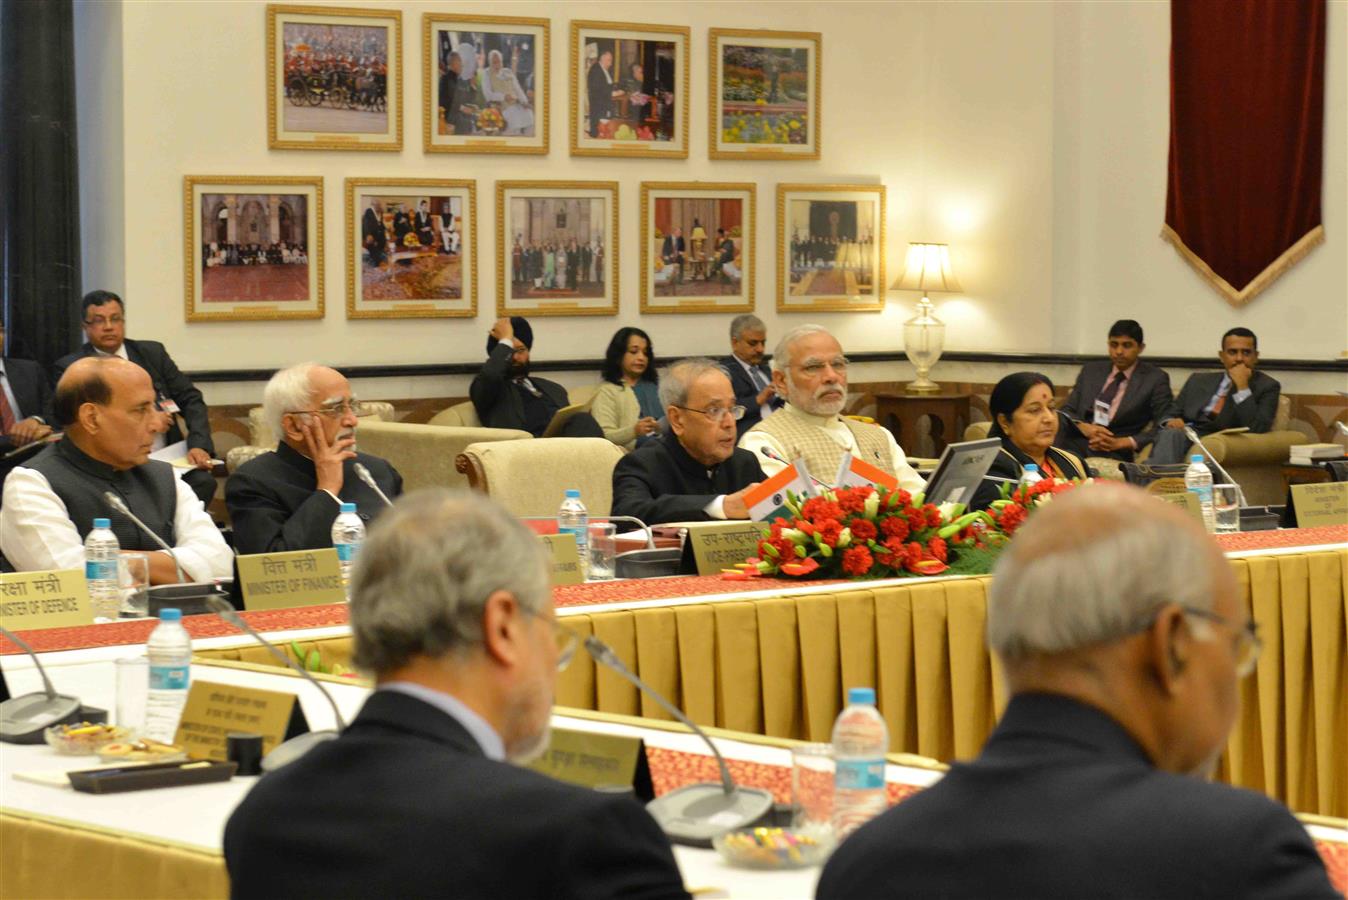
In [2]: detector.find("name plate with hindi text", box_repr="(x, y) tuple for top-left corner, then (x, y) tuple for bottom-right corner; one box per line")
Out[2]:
(175, 680), (309, 761)
(236, 549), (346, 610)
(0, 569), (93, 631)
(538, 533), (583, 585)
(685, 521), (766, 575)
(1152, 490), (1205, 523)
(1291, 482), (1348, 528)
(528, 726), (654, 800)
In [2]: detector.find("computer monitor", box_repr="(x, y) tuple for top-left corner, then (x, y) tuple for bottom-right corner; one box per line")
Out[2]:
(922, 438), (1003, 507)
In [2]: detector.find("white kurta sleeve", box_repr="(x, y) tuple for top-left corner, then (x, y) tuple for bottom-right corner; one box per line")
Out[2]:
(0, 467), (86, 572)
(736, 430), (787, 478)
(168, 476), (233, 582)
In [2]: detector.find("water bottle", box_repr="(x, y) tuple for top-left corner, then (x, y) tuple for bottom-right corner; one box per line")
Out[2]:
(558, 489), (589, 580)
(84, 517), (120, 621)
(331, 503), (366, 598)
(832, 686), (889, 840)
(144, 608), (192, 742)
(1017, 463), (1042, 494)
(1185, 454), (1216, 533)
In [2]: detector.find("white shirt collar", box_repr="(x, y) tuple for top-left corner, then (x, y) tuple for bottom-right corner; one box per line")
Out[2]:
(378, 682), (506, 761)
(92, 343), (128, 360)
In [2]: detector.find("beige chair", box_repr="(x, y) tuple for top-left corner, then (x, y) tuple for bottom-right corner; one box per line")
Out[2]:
(455, 437), (625, 517)
(354, 420), (531, 492)
(224, 401), (396, 473)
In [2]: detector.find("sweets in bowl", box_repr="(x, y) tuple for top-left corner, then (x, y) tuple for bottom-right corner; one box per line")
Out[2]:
(44, 723), (134, 756)
(97, 737), (186, 764)
(712, 826), (834, 870)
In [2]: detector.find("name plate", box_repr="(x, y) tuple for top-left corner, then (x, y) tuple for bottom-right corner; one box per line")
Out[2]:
(1153, 490), (1205, 523)
(175, 680), (309, 761)
(236, 549), (346, 610)
(0, 569), (93, 631)
(685, 521), (766, 576)
(528, 727), (654, 801)
(1291, 482), (1348, 528)
(538, 533), (583, 586)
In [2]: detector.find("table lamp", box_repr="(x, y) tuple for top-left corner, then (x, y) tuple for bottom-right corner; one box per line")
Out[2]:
(892, 242), (962, 394)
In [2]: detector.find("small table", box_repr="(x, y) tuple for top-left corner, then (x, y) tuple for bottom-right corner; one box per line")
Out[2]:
(874, 392), (973, 457)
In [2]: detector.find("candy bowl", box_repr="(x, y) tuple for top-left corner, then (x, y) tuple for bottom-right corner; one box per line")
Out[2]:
(97, 738), (187, 764)
(44, 723), (134, 756)
(712, 826), (835, 870)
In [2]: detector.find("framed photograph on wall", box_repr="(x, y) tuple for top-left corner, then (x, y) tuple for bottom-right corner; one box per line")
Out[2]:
(570, 20), (689, 159)
(710, 29), (820, 160)
(267, 4), (402, 151)
(640, 182), (756, 315)
(777, 184), (885, 313)
(185, 175), (324, 322)
(497, 181), (618, 317)
(345, 178), (477, 319)
(423, 13), (548, 154)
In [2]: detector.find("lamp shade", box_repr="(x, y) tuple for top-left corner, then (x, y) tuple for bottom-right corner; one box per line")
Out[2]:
(891, 243), (961, 294)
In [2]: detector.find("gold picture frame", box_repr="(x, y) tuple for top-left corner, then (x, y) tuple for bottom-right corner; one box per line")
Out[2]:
(185, 175), (324, 322)
(497, 181), (619, 317)
(423, 13), (549, 155)
(640, 182), (756, 315)
(267, 4), (403, 151)
(710, 29), (820, 161)
(570, 20), (689, 159)
(346, 178), (478, 319)
(777, 183), (885, 313)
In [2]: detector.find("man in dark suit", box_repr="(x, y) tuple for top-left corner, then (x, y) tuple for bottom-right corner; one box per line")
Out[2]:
(0, 313), (54, 455)
(224, 489), (689, 900)
(471, 316), (601, 438)
(613, 359), (763, 524)
(586, 49), (621, 137)
(1149, 327), (1281, 465)
(719, 314), (783, 437)
(661, 227), (686, 285)
(360, 201), (386, 267)
(53, 290), (218, 507)
(226, 363), (401, 556)
(1060, 319), (1177, 461)
(818, 485), (1339, 900)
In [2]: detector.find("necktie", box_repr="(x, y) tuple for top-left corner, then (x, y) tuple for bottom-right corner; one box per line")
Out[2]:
(1205, 376), (1230, 417)
(1097, 371), (1124, 407)
(0, 373), (15, 435)
(749, 365), (767, 392)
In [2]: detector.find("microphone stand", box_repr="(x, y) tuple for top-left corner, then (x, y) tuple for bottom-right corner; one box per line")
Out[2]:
(0, 625), (84, 742)
(584, 635), (774, 846)
(104, 491), (185, 584)
(352, 463), (393, 508)
(204, 596), (347, 771)
(1182, 426), (1249, 507)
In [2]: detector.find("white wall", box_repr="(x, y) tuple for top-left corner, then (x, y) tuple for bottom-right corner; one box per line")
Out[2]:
(77, 0), (1346, 409)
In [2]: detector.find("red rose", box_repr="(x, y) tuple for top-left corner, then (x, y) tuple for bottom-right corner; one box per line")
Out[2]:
(837, 489), (868, 514)
(842, 546), (874, 576)
(848, 518), (878, 542)
(800, 497), (844, 523)
(927, 536), (948, 563)
(997, 504), (1028, 534)
(921, 504), (942, 528)
(903, 541), (925, 570)
(880, 515), (911, 541)
(817, 520), (844, 547)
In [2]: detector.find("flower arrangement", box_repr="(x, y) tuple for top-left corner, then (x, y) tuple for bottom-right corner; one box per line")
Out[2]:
(985, 477), (1089, 536)
(747, 485), (1009, 581)
(476, 106), (505, 133)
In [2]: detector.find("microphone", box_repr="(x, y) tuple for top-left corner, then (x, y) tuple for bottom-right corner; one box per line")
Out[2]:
(104, 491), (185, 585)
(758, 446), (829, 491)
(353, 463), (393, 508)
(584, 635), (773, 846)
(1182, 426), (1249, 507)
(105, 491), (229, 615)
(0, 625), (83, 743)
(204, 595), (347, 771)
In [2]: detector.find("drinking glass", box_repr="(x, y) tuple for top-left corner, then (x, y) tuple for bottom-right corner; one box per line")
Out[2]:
(1212, 484), (1240, 534)
(791, 743), (835, 838)
(119, 553), (150, 618)
(115, 656), (149, 732)
(588, 522), (617, 581)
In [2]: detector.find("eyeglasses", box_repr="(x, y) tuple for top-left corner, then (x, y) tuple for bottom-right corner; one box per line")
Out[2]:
(285, 399), (364, 419)
(1180, 606), (1261, 677)
(674, 404), (745, 422)
(796, 357), (849, 377)
(85, 315), (125, 327)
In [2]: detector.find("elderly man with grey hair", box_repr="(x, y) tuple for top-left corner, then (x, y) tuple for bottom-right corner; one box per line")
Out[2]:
(719, 313), (783, 436)
(611, 357), (764, 524)
(818, 484), (1340, 900)
(225, 489), (689, 898)
(225, 362), (401, 556)
(739, 324), (924, 492)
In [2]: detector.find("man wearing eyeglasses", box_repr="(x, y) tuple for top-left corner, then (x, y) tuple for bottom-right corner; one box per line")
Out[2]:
(612, 358), (764, 524)
(225, 489), (689, 899)
(819, 484), (1339, 900)
(226, 363), (402, 556)
(1, 357), (231, 584)
(739, 324), (924, 493)
(52, 290), (219, 508)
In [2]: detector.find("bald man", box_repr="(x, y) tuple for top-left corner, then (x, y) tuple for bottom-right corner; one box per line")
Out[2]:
(818, 484), (1339, 899)
(1, 357), (231, 584)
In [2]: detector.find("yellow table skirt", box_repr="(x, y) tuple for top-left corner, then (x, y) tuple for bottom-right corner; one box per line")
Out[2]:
(195, 548), (1348, 816)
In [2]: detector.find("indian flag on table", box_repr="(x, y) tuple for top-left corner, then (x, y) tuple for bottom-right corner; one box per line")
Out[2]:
(835, 453), (899, 491)
(744, 458), (815, 523)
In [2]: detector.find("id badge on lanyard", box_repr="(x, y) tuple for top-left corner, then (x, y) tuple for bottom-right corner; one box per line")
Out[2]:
(1092, 399), (1111, 426)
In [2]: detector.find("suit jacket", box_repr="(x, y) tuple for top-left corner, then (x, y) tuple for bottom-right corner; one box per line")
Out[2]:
(223, 690), (689, 900)
(0, 358), (53, 454)
(719, 355), (783, 436)
(470, 343), (569, 434)
(1174, 369), (1281, 436)
(612, 432), (764, 525)
(224, 441), (402, 556)
(53, 339), (215, 455)
(660, 235), (685, 262)
(1062, 359), (1177, 456)
(586, 62), (615, 133)
(970, 439), (1088, 511)
(817, 693), (1339, 900)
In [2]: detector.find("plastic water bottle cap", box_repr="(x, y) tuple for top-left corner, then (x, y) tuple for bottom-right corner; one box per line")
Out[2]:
(848, 686), (876, 706)
(1190, 455), (1204, 463)
(339, 502), (357, 513)
(93, 518), (111, 529)
(1023, 464), (1039, 473)
(158, 608), (182, 622)
(564, 489), (580, 498)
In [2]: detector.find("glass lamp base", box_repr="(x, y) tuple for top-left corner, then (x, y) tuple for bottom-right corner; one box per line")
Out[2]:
(903, 297), (946, 396)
